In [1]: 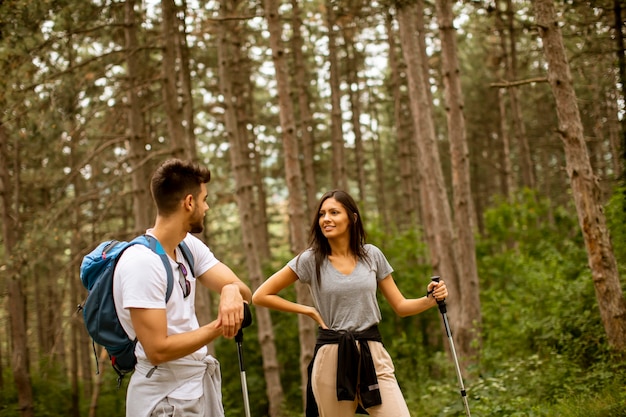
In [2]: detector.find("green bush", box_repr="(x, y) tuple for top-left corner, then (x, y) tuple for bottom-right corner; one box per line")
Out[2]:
(605, 185), (626, 272)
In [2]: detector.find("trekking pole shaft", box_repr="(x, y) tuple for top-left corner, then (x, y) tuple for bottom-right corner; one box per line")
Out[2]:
(440, 311), (471, 416)
(240, 371), (251, 417)
(237, 341), (252, 417)
(431, 276), (472, 417)
(236, 303), (253, 417)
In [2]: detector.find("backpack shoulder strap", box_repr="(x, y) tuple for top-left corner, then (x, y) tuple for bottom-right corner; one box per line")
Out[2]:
(136, 235), (175, 303)
(178, 240), (195, 278)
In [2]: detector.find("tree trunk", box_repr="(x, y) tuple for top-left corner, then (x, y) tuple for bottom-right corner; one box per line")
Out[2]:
(395, 0), (463, 352)
(125, 0), (152, 231)
(342, 21), (367, 203)
(263, 0), (316, 407)
(503, 0), (535, 189)
(386, 11), (419, 229)
(613, 0), (626, 176)
(435, 0), (482, 360)
(492, 4), (514, 199)
(0, 123), (34, 417)
(497, 88), (513, 198)
(88, 348), (109, 417)
(0, 331), (3, 392)
(217, 3), (285, 414)
(368, 84), (392, 233)
(70, 168), (82, 417)
(176, 0), (198, 160)
(290, 0), (318, 218)
(606, 91), (623, 178)
(532, 0), (626, 349)
(160, 0), (188, 159)
(325, 0), (348, 191)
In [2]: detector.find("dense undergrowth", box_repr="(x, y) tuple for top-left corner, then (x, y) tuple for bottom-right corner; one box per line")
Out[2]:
(396, 189), (626, 417)
(1, 189), (625, 416)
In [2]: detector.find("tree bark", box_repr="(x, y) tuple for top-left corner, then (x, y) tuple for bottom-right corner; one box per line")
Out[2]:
(435, 0), (482, 360)
(217, 3), (285, 414)
(160, 0), (188, 159)
(325, 0), (348, 191)
(341, 19), (367, 203)
(263, 0), (316, 407)
(606, 91), (623, 178)
(613, 0), (626, 176)
(0, 123), (34, 417)
(395, 0), (463, 355)
(88, 348), (109, 417)
(532, 0), (626, 349)
(290, 0), (318, 218)
(125, 0), (152, 231)
(492, 4), (514, 199)
(368, 83), (392, 233)
(503, 0), (535, 189)
(385, 10), (419, 230)
(175, 0), (198, 160)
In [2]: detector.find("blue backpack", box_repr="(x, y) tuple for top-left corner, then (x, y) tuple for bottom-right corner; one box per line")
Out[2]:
(79, 234), (194, 386)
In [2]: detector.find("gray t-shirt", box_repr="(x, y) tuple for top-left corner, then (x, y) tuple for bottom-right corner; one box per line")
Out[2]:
(288, 244), (393, 332)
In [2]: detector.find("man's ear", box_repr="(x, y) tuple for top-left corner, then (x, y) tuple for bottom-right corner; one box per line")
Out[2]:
(183, 194), (194, 210)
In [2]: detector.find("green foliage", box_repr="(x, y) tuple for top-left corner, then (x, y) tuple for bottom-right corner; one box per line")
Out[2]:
(385, 190), (626, 417)
(468, 190), (626, 416)
(479, 191), (604, 365)
(605, 185), (626, 272)
(0, 359), (123, 417)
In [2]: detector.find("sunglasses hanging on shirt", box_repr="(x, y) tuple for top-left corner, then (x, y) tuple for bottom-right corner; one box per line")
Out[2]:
(177, 262), (191, 298)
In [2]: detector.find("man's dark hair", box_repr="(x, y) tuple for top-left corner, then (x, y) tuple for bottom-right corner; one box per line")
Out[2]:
(150, 159), (211, 216)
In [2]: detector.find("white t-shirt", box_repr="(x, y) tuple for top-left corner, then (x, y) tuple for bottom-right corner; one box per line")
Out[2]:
(113, 232), (219, 399)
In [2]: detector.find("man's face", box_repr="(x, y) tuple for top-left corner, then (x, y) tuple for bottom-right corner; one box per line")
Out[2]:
(190, 183), (209, 234)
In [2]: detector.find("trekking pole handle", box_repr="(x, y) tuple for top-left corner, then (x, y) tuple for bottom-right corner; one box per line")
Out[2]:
(430, 276), (447, 314)
(235, 302), (252, 343)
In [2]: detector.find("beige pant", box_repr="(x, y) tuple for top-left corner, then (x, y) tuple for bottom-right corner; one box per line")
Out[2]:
(311, 341), (411, 417)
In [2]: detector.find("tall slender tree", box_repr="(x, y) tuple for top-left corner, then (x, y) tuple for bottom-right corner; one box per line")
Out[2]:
(492, 4), (514, 199)
(395, 0), (470, 362)
(532, 0), (626, 349)
(340, 12), (367, 203)
(125, 0), (152, 231)
(263, 0), (316, 406)
(161, 0), (189, 159)
(500, 0), (535, 190)
(385, 10), (420, 229)
(0, 124), (34, 417)
(290, 0), (318, 218)
(613, 0), (626, 176)
(325, 0), (348, 191)
(217, 2), (284, 414)
(0, 4), (35, 413)
(435, 0), (482, 359)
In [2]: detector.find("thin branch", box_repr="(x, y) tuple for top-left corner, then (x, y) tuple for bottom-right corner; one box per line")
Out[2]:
(489, 77), (549, 88)
(21, 46), (160, 91)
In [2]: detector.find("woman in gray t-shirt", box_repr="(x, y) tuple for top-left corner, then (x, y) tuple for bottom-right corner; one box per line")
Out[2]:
(252, 190), (448, 417)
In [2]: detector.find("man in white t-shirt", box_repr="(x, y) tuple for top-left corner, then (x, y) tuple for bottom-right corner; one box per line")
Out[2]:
(113, 158), (252, 417)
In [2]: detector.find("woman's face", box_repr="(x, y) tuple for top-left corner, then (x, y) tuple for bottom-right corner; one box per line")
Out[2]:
(318, 197), (351, 240)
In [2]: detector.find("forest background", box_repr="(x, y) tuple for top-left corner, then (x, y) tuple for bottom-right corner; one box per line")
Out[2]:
(1, 0), (625, 416)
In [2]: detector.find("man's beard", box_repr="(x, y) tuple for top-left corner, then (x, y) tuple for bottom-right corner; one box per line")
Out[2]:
(190, 212), (204, 234)
(190, 220), (204, 234)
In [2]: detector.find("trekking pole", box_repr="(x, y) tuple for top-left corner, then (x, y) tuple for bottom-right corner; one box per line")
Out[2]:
(236, 303), (253, 417)
(431, 276), (472, 417)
